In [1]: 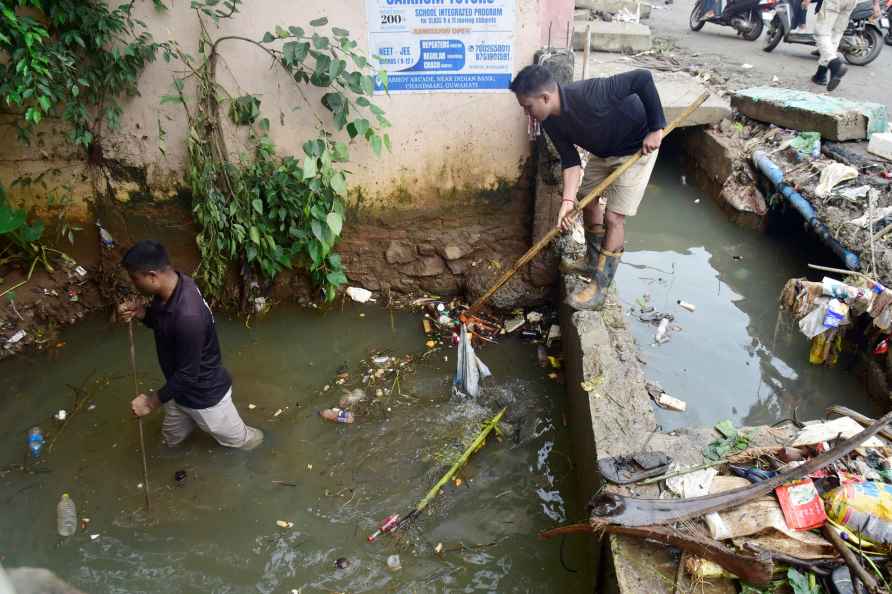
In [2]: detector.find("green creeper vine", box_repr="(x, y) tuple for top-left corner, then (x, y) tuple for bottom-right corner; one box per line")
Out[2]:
(164, 2), (391, 305)
(0, 0), (164, 151)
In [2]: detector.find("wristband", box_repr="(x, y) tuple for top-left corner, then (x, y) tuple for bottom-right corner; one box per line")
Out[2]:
(561, 199), (576, 205)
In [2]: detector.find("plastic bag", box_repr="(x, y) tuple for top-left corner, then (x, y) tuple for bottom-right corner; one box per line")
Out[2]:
(799, 298), (830, 339)
(453, 324), (491, 398)
(823, 482), (892, 547)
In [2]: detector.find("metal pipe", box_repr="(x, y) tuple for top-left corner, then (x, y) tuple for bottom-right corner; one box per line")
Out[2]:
(752, 150), (860, 271)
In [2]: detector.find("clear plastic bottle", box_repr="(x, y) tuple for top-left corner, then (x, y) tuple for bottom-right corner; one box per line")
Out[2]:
(27, 427), (45, 459)
(57, 493), (77, 536)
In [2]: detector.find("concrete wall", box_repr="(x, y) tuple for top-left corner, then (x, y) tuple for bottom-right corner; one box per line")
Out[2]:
(0, 0), (574, 220)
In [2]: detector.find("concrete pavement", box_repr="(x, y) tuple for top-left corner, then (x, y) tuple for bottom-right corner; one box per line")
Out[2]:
(643, 0), (892, 112)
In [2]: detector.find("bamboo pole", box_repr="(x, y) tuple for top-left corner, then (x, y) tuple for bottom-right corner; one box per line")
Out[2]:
(467, 91), (711, 314)
(406, 407), (506, 523)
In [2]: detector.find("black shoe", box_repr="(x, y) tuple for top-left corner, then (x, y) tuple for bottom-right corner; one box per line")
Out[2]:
(811, 65), (829, 86)
(827, 58), (847, 91)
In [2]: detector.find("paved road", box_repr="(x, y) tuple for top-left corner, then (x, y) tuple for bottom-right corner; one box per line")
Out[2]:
(647, 0), (892, 111)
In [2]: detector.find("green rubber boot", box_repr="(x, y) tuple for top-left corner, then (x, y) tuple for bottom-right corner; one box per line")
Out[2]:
(559, 225), (605, 275)
(565, 246), (622, 311)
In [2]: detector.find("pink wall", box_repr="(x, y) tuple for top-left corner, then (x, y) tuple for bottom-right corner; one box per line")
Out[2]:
(539, 0), (575, 47)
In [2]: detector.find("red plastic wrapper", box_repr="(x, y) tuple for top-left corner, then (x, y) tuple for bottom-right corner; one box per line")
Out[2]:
(775, 478), (827, 531)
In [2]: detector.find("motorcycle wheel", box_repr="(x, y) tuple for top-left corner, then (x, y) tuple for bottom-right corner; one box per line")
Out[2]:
(763, 15), (783, 51)
(885, 31), (892, 46)
(742, 9), (765, 41)
(689, 0), (706, 31)
(844, 26), (884, 65)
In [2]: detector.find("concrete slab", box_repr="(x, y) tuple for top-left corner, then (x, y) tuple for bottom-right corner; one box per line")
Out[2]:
(573, 21), (652, 53)
(574, 57), (732, 127)
(868, 132), (892, 161)
(732, 87), (889, 141)
(577, 0), (641, 12)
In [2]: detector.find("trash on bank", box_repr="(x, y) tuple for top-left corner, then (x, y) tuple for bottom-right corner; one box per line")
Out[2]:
(345, 287), (374, 303)
(815, 163), (858, 198)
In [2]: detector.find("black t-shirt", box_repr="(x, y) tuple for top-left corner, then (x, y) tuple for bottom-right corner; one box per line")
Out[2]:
(143, 272), (232, 409)
(542, 69), (667, 169)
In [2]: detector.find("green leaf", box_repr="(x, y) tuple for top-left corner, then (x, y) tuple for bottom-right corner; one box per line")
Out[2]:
(307, 240), (322, 266)
(333, 142), (349, 162)
(312, 33), (329, 50)
(283, 41), (309, 65)
(302, 156), (318, 179)
(361, 75), (375, 95)
(310, 219), (325, 244)
(353, 118), (370, 138)
(321, 92), (344, 113)
(262, 32), (275, 43)
(351, 54), (368, 68)
(252, 198), (263, 215)
(275, 25), (288, 38)
(326, 211), (343, 236)
(787, 568), (819, 594)
(370, 133), (382, 156)
(309, 17), (329, 26)
(332, 27), (350, 37)
(0, 205), (27, 234)
(383, 133), (392, 153)
(249, 226), (260, 245)
(160, 95), (181, 105)
(326, 270), (348, 286)
(288, 26), (305, 37)
(329, 59), (346, 80)
(330, 172), (347, 196)
(303, 139), (321, 157)
(20, 220), (43, 242)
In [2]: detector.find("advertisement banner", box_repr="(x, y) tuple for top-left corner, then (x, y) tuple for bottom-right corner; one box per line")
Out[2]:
(366, 0), (516, 93)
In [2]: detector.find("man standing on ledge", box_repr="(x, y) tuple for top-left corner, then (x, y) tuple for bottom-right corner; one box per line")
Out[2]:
(118, 240), (263, 451)
(510, 65), (665, 310)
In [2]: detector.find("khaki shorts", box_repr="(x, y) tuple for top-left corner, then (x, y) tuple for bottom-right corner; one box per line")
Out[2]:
(577, 149), (658, 217)
(162, 388), (250, 448)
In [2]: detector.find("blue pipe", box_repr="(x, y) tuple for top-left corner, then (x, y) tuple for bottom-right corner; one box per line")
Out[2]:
(752, 150), (861, 271)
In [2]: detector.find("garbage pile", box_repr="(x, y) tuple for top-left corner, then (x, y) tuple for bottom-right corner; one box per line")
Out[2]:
(780, 274), (888, 366)
(585, 409), (892, 592)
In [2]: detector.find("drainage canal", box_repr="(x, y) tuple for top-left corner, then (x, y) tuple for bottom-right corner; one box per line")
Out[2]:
(0, 305), (590, 593)
(615, 147), (882, 432)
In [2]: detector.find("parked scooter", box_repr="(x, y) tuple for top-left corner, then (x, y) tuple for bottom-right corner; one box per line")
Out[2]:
(689, 0), (775, 40)
(884, 0), (891, 45)
(763, 0), (885, 64)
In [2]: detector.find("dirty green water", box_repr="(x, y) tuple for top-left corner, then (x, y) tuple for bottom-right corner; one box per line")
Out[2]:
(0, 305), (589, 593)
(615, 152), (883, 432)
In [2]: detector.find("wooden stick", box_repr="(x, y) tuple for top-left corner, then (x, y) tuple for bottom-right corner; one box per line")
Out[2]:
(128, 321), (152, 512)
(822, 524), (881, 594)
(807, 263), (873, 280)
(467, 91), (711, 314)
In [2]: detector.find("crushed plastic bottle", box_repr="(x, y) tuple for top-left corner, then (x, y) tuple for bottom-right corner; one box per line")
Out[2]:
(28, 427), (45, 459)
(655, 318), (670, 343)
(319, 408), (354, 424)
(57, 493), (77, 536)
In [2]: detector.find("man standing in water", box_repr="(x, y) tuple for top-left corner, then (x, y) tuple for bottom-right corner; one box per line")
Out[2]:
(510, 65), (665, 310)
(118, 240), (263, 450)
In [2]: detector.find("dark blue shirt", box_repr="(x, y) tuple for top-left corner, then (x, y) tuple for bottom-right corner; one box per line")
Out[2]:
(143, 272), (232, 409)
(542, 69), (667, 168)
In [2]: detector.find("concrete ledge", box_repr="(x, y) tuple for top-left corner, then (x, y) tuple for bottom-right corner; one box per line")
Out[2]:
(559, 278), (790, 592)
(573, 21), (652, 53)
(732, 87), (889, 141)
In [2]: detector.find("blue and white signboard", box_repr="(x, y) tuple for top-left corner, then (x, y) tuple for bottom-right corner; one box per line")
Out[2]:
(366, 0), (516, 93)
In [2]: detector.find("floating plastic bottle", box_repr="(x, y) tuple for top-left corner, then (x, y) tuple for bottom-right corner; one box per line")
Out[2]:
(57, 493), (77, 537)
(28, 427), (45, 459)
(386, 554), (402, 571)
(97, 222), (114, 248)
(319, 408), (354, 424)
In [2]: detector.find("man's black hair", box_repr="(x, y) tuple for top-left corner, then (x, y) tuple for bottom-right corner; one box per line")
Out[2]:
(121, 240), (171, 273)
(509, 64), (557, 97)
